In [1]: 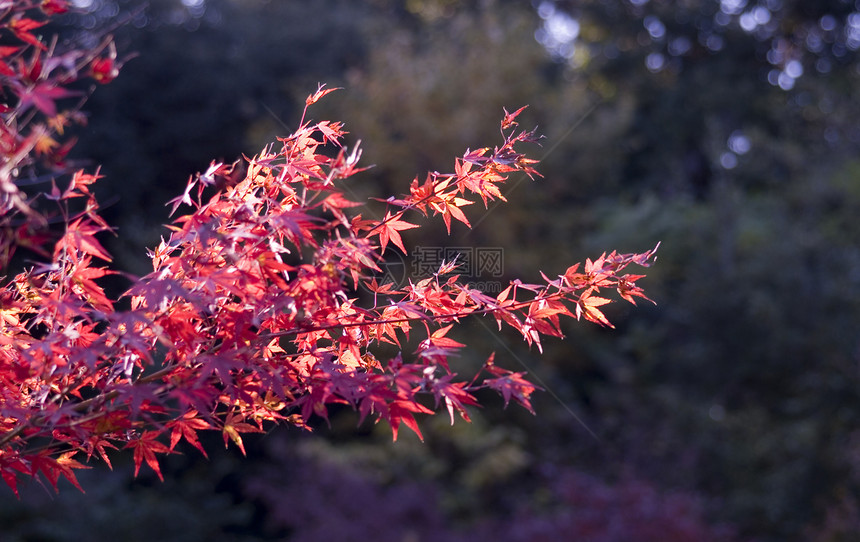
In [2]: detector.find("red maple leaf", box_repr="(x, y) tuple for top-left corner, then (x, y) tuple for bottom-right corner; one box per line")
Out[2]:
(0, 452), (31, 498)
(40, 0), (70, 16)
(168, 412), (211, 458)
(501, 105), (528, 130)
(482, 354), (542, 414)
(8, 16), (47, 49)
(369, 211), (418, 253)
(56, 217), (112, 262)
(90, 56), (118, 84)
(30, 451), (88, 492)
(431, 375), (479, 424)
(576, 291), (614, 328)
(221, 410), (263, 456)
(14, 82), (79, 116)
(387, 398), (434, 441)
(127, 431), (171, 481)
(305, 83), (341, 106)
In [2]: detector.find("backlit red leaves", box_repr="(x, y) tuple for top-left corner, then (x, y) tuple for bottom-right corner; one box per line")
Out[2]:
(0, 53), (657, 493)
(0, 3), (121, 269)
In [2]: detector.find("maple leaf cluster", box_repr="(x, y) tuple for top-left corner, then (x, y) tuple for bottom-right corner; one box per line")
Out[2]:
(0, 0), (121, 270)
(0, 6), (658, 495)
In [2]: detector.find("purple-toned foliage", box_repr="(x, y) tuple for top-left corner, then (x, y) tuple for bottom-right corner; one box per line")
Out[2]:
(243, 434), (738, 542)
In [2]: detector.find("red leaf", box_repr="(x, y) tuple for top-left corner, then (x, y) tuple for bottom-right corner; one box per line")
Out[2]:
(41, 0), (70, 16)
(576, 293), (614, 328)
(483, 355), (542, 414)
(58, 218), (112, 261)
(0, 60), (15, 77)
(83, 436), (118, 469)
(14, 82), (79, 116)
(369, 211), (418, 253)
(65, 170), (102, 198)
(0, 46), (21, 59)
(168, 412), (211, 458)
(221, 411), (262, 456)
(431, 375), (479, 424)
(127, 431), (171, 481)
(30, 451), (89, 493)
(501, 105), (528, 130)
(305, 83), (341, 106)
(0, 453), (31, 498)
(423, 324), (465, 350)
(388, 399), (433, 441)
(417, 324), (465, 370)
(90, 56), (118, 84)
(316, 120), (346, 147)
(8, 16), (47, 49)
(70, 262), (115, 311)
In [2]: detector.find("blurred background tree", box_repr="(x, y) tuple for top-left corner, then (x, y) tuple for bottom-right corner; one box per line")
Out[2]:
(3, 0), (860, 541)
